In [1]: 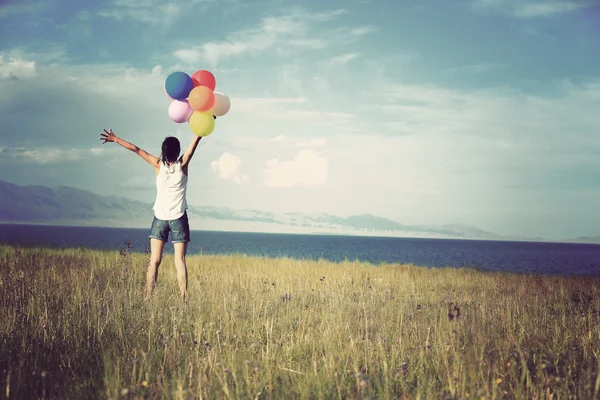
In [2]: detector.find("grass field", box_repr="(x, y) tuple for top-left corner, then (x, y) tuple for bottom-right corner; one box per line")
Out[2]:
(1, 243), (599, 399)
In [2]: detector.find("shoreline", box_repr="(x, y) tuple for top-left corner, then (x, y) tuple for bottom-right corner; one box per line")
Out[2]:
(0, 220), (595, 245)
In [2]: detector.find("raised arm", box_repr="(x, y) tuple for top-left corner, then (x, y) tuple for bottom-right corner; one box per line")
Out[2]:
(180, 136), (202, 168)
(100, 128), (160, 169)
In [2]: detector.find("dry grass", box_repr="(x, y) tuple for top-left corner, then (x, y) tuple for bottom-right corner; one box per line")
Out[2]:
(1, 243), (599, 399)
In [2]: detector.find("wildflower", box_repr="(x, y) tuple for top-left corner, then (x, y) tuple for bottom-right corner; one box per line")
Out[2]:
(496, 378), (502, 384)
(142, 381), (148, 387)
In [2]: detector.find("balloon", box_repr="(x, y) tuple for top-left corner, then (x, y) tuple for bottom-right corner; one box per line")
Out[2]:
(209, 92), (231, 117)
(165, 71), (194, 100)
(164, 85), (174, 100)
(189, 111), (215, 137)
(188, 86), (215, 112)
(168, 99), (194, 123)
(191, 70), (216, 91)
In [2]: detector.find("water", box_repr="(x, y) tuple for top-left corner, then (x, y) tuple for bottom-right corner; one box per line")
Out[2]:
(1, 223), (599, 276)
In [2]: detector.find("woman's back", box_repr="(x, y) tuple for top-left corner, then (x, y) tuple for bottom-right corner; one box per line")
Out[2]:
(153, 160), (188, 220)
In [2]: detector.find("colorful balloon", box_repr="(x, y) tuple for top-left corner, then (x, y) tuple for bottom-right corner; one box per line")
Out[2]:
(165, 71), (194, 100)
(189, 111), (215, 137)
(164, 85), (174, 100)
(209, 92), (231, 117)
(188, 86), (215, 112)
(168, 99), (194, 123)
(191, 70), (216, 91)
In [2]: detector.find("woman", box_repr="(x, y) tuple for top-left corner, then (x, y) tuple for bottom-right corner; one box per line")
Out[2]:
(99, 128), (203, 300)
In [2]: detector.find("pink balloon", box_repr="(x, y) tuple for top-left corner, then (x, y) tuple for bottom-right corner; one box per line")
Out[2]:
(168, 99), (193, 123)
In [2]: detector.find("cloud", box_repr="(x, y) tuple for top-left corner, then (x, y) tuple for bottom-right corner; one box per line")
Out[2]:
(269, 135), (286, 142)
(0, 56), (173, 150)
(471, 0), (594, 18)
(263, 149), (329, 188)
(444, 63), (509, 75)
(293, 138), (328, 148)
(97, 0), (194, 25)
(0, 55), (37, 79)
(172, 8), (374, 65)
(327, 53), (361, 65)
(514, 1), (592, 17)
(1, 146), (108, 164)
(210, 152), (248, 183)
(0, 0), (45, 18)
(232, 96), (365, 134)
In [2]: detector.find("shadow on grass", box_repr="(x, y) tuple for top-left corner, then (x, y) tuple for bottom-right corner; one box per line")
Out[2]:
(1, 325), (104, 399)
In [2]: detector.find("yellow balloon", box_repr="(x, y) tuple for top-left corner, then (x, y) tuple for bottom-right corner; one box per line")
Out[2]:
(188, 111), (215, 137)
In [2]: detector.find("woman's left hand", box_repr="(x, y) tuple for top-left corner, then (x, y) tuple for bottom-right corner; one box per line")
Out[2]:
(100, 128), (118, 144)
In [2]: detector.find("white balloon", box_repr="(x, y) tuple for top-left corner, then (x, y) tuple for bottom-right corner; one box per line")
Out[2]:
(209, 92), (231, 117)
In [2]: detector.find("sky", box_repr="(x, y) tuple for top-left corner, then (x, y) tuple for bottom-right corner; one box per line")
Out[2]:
(0, 0), (599, 240)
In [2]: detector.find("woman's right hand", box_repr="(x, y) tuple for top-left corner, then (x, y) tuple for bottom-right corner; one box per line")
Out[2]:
(100, 128), (118, 144)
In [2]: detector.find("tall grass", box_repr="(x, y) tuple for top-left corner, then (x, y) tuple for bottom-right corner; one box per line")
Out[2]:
(1, 243), (599, 399)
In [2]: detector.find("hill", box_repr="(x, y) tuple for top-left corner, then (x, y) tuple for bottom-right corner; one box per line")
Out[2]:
(0, 179), (542, 241)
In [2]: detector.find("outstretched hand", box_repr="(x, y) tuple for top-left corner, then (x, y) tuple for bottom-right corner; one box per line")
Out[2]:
(100, 128), (118, 144)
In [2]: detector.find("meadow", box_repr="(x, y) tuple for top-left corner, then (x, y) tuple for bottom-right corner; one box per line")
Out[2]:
(1, 243), (599, 399)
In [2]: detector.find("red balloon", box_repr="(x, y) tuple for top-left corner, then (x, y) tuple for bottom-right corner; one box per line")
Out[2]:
(192, 70), (216, 91)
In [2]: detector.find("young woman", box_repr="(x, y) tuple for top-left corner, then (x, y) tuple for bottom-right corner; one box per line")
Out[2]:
(99, 128), (203, 299)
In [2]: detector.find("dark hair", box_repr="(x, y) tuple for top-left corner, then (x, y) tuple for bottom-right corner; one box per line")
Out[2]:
(160, 136), (181, 164)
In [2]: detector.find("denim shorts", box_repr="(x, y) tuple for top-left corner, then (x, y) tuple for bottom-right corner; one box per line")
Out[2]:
(149, 212), (190, 243)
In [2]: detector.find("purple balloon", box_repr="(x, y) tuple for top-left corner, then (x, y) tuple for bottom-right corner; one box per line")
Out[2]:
(168, 99), (193, 123)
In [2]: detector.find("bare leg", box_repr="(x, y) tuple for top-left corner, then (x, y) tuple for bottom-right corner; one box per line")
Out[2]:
(146, 238), (165, 297)
(173, 242), (188, 299)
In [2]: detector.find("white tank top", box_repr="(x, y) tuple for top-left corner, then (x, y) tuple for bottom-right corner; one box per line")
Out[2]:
(152, 160), (188, 220)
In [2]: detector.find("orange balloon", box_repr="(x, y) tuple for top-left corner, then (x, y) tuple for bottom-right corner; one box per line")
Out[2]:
(188, 86), (215, 112)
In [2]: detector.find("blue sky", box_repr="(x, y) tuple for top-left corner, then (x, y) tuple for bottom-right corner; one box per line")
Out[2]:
(0, 0), (599, 239)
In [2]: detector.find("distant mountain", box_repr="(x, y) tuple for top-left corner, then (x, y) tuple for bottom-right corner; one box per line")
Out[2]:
(0, 179), (545, 241)
(565, 237), (600, 244)
(0, 180), (150, 224)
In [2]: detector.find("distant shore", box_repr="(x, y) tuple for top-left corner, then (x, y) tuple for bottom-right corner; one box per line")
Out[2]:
(1, 219), (598, 244)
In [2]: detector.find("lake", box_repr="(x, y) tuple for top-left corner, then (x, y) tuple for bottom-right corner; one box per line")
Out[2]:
(1, 223), (599, 275)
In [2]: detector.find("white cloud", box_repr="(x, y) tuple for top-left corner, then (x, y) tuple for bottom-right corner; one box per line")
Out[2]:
(263, 149), (329, 188)
(233, 97), (309, 111)
(514, 1), (590, 17)
(98, 0), (185, 25)
(2, 147), (107, 164)
(328, 53), (361, 65)
(0, 1), (45, 17)
(172, 8), (374, 65)
(210, 152), (248, 183)
(471, 0), (594, 18)
(232, 95), (365, 134)
(0, 55), (37, 80)
(444, 63), (509, 75)
(294, 138), (328, 148)
(269, 135), (286, 142)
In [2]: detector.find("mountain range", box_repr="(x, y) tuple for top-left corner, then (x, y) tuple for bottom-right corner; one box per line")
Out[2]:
(0, 179), (587, 242)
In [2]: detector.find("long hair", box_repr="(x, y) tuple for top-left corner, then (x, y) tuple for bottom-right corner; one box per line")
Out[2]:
(160, 136), (181, 164)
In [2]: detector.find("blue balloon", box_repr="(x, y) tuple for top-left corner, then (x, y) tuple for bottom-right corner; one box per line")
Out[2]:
(165, 72), (194, 100)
